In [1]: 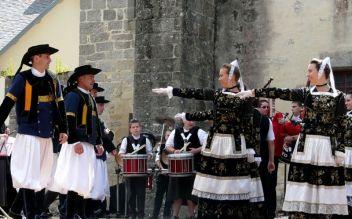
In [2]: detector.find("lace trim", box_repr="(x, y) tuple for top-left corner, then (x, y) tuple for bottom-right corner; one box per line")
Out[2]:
(249, 196), (264, 203)
(347, 196), (352, 207)
(192, 189), (249, 201)
(282, 201), (348, 215)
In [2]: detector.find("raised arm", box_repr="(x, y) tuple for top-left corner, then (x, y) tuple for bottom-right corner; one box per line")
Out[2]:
(172, 88), (215, 101)
(185, 110), (214, 121)
(233, 87), (307, 102)
(152, 86), (215, 101)
(254, 87), (306, 102)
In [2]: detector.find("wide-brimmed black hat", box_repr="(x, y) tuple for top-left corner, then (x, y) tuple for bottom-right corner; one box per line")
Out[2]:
(22, 44), (58, 66)
(15, 44), (59, 75)
(93, 83), (104, 92)
(95, 96), (110, 104)
(68, 65), (101, 82)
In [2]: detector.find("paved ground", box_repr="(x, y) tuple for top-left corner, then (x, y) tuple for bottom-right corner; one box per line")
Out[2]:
(44, 158), (289, 218)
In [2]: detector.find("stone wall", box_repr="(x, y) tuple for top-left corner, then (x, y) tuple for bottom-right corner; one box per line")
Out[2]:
(134, 0), (215, 135)
(79, 0), (136, 141)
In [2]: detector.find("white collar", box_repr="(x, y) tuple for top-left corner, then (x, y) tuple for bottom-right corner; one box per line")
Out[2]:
(310, 86), (338, 97)
(347, 111), (352, 116)
(77, 86), (90, 94)
(31, 68), (45, 77)
(131, 134), (141, 139)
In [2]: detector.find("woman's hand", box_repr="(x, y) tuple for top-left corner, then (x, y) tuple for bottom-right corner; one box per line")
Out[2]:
(234, 90), (254, 99)
(152, 86), (173, 99)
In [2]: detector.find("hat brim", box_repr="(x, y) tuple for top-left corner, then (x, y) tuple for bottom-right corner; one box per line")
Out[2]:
(95, 87), (105, 92)
(68, 68), (101, 82)
(22, 47), (59, 66)
(96, 100), (110, 104)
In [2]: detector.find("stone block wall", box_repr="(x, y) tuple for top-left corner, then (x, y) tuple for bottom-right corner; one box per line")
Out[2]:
(79, 0), (136, 142)
(134, 0), (216, 135)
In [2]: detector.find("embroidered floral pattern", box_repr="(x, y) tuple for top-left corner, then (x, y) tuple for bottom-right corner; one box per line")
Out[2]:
(288, 162), (344, 186)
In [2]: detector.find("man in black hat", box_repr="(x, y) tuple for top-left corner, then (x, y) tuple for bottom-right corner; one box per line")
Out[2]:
(0, 44), (68, 219)
(54, 65), (104, 218)
(85, 96), (117, 217)
(91, 83), (105, 97)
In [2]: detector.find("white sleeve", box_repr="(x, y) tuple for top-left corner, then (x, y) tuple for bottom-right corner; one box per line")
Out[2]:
(155, 145), (161, 161)
(197, 129), (208, 146)
(146, 138), (153, 156)
(165, 130), (176, 149)
(266, 119), (275, 141)
(118, 138), (127, 154)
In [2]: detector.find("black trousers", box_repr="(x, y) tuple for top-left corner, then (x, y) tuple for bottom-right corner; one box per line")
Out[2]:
(151, 174), (171, 218)
(126, 177), (147, 218)
(259, 158), (279, 219)
(42, 190), (67, 215)
(66, 191), (85, 218)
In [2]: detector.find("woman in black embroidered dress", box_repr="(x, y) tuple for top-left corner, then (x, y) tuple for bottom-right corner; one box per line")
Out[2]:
(344, 92), (352, 216)
(153, 62), (265, 218)
(234, 57), (348, 218)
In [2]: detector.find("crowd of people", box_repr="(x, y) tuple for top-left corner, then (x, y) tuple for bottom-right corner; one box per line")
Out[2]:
(0, 44), (351, 219)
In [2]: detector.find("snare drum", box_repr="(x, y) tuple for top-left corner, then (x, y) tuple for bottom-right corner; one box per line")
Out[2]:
(168, 153), (194, 177)
(122, 154), (148, 177)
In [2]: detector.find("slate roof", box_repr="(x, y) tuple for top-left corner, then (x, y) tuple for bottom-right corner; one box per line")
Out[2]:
(0, 0), (59, 54)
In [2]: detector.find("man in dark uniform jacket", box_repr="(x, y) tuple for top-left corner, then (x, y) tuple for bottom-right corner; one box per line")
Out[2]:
(0, 44), (68, 219)
(118, 119), (153, 219)
(85, 96), (117, 217)
(165, 119), (207, 219)
(54, 65), (104, 219)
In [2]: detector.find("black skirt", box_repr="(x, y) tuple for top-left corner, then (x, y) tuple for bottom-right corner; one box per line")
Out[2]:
(167, 174), (197, 203)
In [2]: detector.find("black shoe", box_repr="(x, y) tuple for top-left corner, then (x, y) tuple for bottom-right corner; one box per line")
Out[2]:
(8, 210), (22, 219)
(40, 209), (53, 218)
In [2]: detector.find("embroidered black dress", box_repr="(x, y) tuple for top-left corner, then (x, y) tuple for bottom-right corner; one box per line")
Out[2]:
(344, 111), (352, 215)
(171, 88), (255, 218)
(253, 87), (348, 217)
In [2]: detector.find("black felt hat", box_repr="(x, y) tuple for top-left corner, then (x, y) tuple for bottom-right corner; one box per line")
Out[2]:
(95, 96), (110, 104)
(22, 44), (58, 66)
(68, 65), (101, 82)
(16, 44), (59, 75)
(93, 83), (105, 92)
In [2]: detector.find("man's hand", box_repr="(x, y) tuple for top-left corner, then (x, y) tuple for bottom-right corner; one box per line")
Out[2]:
(74, 143), (84, 155)
(189, 147), (201, 154)
(155, 160), (162, 169)
(267, 160), (275, 173)
(110, 149), (117, 156)
(174, 149), (181, 154)
(147, 154), (153, 160)
(96, 145), (104, 156)
(0, 134), (8, 146)
(59, 133), (68, 144)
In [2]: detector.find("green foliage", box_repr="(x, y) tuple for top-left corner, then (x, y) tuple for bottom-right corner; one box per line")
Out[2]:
(0, 61), (15, 77)
(55, 57), (70, 74)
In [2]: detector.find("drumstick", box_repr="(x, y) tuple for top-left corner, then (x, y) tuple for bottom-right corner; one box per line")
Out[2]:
(179, 142), (191, 152)
(130, 144), (146, 154)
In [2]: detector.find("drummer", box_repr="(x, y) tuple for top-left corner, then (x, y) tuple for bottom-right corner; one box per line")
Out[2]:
(165, 118), (207, 219)
(150, 130), (172, 219)
(118, 119), (153, 219)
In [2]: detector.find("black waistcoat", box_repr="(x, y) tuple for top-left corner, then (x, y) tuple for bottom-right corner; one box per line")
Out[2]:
(126, 135), (147, 154)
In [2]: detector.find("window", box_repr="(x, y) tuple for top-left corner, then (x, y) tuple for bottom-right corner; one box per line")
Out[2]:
(333, 67), (352, 93)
